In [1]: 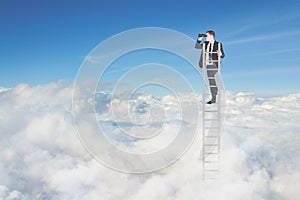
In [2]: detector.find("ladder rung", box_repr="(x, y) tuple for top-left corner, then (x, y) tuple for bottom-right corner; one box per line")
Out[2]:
(204, 150), (219, 153)
(204, 144), (219, 146)
(205, 135), (219, 138)
(204, 125), (219, 128)
(204, 169), (219, 172)
(204, 161), (219, 163)
(204, 146), (220, 150)
(204, 105), (224, 108)
(204, 119), (219, 121)
(203, 94), (222, 96)
(204, 143), (219, 147)
(205, 145), (219, 147)
(203, 51), (219, 54)
(204, 134), (220, 137)
(205, 62), (218, 64)
(204, 110), (218, 112)
(204, 152), (219, 155)
(204, 152), (219, 154)
(203, 177), (219, 180)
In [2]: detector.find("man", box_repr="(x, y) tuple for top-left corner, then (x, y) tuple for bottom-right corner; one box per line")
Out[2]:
(195, 30), (225, 104)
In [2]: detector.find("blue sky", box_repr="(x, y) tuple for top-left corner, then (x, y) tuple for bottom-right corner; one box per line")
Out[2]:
(1, 0), (300, 95)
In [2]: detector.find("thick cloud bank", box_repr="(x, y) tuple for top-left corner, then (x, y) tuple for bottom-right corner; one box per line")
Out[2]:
(0, 82), (299, 199)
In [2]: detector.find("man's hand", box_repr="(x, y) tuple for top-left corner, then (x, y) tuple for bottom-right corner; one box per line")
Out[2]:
(197, 36), (203, 42)
(217, 50), (223, 57)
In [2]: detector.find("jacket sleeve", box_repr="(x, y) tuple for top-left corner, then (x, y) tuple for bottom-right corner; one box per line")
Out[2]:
(220, 42), (225, 58)
(195, 40), (202, 49)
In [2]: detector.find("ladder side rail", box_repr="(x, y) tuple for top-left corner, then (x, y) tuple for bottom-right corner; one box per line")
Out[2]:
(201, 43), (206, 180)
(217, 42), (221, 173)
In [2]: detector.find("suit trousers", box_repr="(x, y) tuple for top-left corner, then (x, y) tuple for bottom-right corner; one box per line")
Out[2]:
(206, 64), (218, 98)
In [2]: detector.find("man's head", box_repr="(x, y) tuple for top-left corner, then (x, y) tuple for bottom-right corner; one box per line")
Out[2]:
(206, 30), (215, 42)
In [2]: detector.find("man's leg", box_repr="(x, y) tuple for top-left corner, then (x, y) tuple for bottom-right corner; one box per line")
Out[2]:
(206, 64), (218, 103)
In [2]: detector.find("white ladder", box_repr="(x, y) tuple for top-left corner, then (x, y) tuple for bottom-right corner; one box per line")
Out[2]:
(200, 43), (225, 180)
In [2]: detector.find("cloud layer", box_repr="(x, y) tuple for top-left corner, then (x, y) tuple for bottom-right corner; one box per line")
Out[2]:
(0, 82), (299, 199)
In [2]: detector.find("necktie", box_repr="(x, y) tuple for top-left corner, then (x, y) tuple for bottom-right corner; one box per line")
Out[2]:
(209, 43), (212, 62)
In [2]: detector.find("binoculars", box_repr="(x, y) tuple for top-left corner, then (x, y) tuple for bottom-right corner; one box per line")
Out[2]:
(198, 33), (207, 37)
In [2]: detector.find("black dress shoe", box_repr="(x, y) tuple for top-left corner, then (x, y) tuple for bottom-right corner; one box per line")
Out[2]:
(207, 96), (216, 104)
(207, 100), (215, 104)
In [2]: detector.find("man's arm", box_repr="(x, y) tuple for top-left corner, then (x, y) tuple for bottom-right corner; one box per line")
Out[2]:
(195, 36), (204, 49)
(220, 42), (225, 58)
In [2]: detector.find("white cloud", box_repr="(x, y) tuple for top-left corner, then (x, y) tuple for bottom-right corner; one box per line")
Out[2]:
(0, 82), (300, 199)
(0, 185), (25, 200)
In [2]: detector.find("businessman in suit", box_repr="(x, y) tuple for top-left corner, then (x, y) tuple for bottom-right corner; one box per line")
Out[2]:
(195, 30), (225, 104)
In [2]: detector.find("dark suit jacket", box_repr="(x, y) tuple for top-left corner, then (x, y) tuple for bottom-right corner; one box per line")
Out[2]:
(195, 40), (225, 68)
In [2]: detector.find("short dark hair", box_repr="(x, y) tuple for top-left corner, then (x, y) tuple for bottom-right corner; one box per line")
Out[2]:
(206, 30), (215, 37)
